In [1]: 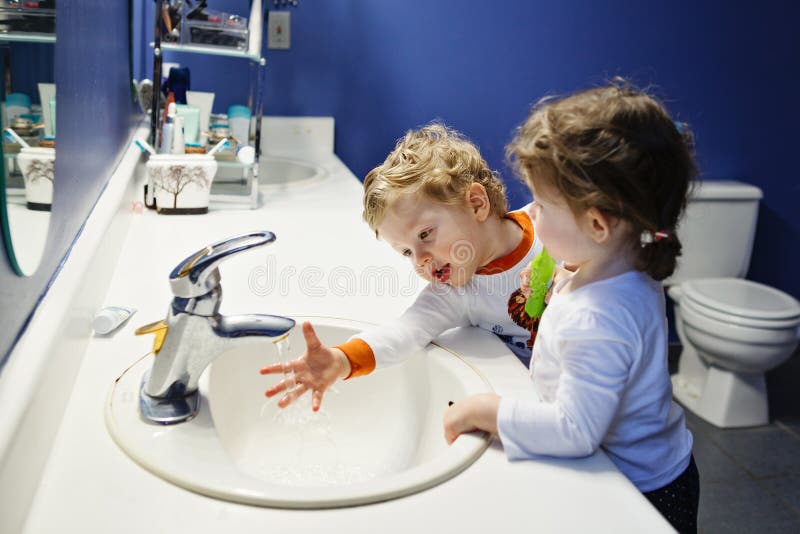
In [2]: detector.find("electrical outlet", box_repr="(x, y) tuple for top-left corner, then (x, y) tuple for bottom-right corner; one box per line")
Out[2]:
(267, 11), (290, 50)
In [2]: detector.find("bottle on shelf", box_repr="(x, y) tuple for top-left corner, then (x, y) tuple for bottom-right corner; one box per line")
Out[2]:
(159, 102), (176, 154)
(171, 114), (185, 155)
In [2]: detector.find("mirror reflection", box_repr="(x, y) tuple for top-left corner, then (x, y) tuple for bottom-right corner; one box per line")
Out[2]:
(0, 1), (55, 276)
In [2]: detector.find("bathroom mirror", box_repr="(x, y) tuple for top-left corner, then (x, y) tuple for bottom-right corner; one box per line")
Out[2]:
(0, 3), (56, 276)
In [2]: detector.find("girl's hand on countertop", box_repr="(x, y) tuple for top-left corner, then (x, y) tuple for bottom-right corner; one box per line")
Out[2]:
(443, 393), (501, 445)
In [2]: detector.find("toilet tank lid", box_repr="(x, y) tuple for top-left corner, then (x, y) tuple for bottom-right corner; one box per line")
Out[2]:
(682, 278), (800, 321)
(692, 180), (763, 200)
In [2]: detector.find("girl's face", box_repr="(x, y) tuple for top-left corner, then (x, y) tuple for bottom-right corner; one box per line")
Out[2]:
(378, 193), (486, 287)
(528, 184), (594, 265)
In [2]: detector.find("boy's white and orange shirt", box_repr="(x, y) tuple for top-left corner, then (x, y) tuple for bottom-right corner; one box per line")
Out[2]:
(335, 208), (544, 378)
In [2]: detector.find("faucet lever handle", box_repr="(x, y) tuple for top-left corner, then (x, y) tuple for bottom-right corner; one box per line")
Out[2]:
(134, 319), (169, 354)
(169, 231), (277, 298)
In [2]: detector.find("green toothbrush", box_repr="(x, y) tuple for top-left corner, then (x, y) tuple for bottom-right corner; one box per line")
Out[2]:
(524, 247), (556, 318)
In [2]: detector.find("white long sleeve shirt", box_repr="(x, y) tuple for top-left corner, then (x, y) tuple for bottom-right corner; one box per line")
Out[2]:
(497, 270), (693, 492)
(338, 209), (544, 376)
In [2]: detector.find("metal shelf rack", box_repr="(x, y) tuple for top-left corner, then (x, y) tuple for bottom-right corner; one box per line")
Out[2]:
(148, 0), (266, 209)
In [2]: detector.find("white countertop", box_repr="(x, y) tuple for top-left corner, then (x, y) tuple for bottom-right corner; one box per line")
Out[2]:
(21, 134), (672, 533)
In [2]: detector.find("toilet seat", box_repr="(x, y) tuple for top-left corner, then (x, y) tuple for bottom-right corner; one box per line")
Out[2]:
(681, 278), (800, 329)
(681, 293), (800, 332)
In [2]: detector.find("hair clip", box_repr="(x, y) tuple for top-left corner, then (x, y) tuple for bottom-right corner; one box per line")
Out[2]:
(640, 229), (670, 247)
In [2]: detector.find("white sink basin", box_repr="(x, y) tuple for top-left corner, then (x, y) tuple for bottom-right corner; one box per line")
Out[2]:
(259, 156), (326, 188)
(106, 317), (492, 508)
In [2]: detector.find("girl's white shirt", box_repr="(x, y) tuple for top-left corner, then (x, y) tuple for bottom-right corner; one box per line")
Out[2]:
(497, 270), (692, 492)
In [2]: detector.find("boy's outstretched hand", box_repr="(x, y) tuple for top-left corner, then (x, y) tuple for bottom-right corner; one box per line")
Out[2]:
(259, 321), (351, 411)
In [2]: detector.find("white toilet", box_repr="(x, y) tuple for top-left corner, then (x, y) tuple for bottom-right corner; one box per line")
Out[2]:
(667, 180), (800, 428)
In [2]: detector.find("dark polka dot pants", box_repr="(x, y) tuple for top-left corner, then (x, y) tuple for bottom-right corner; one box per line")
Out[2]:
(643, 455), (700, 533)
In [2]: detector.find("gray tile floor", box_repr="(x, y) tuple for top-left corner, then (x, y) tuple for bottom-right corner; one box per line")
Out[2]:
(670, 348), (800, 533)
(684, 410), (800, 533)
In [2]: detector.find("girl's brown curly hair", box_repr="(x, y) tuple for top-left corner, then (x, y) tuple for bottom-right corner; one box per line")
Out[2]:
(507, 79), (697, 280)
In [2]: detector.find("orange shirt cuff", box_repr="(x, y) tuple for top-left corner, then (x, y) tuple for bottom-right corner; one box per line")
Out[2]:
(334, 338), (375, 379)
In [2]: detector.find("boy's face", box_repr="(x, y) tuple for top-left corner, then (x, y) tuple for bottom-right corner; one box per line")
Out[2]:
(378, 193), (486, 287)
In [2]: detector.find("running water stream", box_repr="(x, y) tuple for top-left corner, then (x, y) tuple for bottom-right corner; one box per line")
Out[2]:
(250, 334), (375, 485)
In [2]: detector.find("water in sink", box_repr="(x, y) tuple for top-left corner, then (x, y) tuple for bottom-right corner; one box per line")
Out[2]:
(106, 317), (492, 508)
(252, 336), (348, 485)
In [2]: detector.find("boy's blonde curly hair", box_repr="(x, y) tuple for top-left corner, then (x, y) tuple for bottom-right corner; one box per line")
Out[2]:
(363, 123), (508, 234)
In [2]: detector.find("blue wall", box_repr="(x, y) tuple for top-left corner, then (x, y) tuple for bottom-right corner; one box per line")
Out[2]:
(136, 0), (800, 298)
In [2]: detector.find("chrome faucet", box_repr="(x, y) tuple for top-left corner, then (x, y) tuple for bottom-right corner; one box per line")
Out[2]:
(135, 231), (295, 424)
